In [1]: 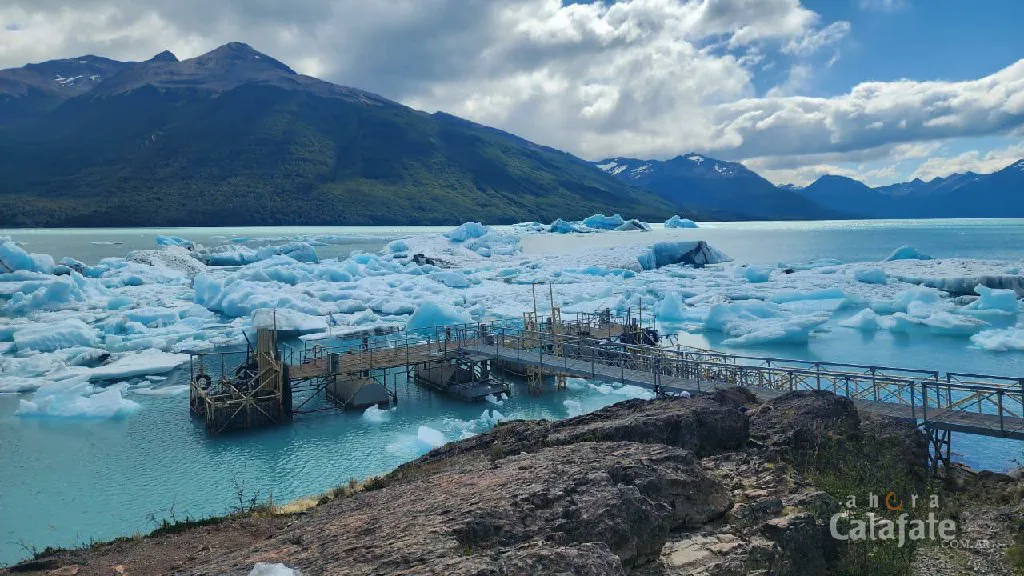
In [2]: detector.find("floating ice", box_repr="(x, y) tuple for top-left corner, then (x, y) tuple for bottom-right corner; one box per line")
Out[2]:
(484, 393), (504, 406)
(13, 319), (99, 352)
(430, 271), (472, 288)
(614, 219), (651, 232)
(362, 405), (391, 423)
(563, 399), (583, 417)
(742, 265), (773, 283)
(201, 242), (319, 266)
(886, 246), (932, 261)
(445, 222), (488, 242)
(415, 425), (445, 453)
(249, 563), (303, 576)
(664, 215), (699, 229)
(549, 218), (583, 234)
(582, 213), (625, 230)
(406, 302), (472, 331)
(839, 309), (891, 331)
(967, 286), (1019, 315)
(637, 241), (731, 270)
(853, 268), (887, 284)
(84, 350), (189, 382)
(465, 232), (520, 257)
(252, 309), (327, 334)
(654, 292), (687, 321)
(705, 300), (829, 346)
(132, 385), (189, 396)
(387, 239), (409, 253)
(17, 380), (140, 419)
(971, 328), (1024, 352)
(155, 235), (193, 248)
(0, 237), (55, 274)
(3, 274), (88, 314)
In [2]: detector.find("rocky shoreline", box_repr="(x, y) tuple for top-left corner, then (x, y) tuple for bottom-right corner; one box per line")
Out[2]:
(5, 389), (1023, 575)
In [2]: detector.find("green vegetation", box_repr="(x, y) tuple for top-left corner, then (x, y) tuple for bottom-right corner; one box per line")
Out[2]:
(0, 84), (684, 227)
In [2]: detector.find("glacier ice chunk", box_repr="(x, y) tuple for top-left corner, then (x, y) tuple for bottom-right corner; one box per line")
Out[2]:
(406, 302), (472, 331)
(664, 215), (699, 229)
(741, 265), (773, 283)
(416, 425), (445, 452)
(637, 241), (731, 270)
(155, 235), (193, 248)
(13, 319), (99, 352)
(971, 328), (1024, 352)
(0, 237), (55, 274)
(17, 380), (140, 419)
(853, 268), (887, 284)
(582, 213), (625, 230)
(252, 309), (328, 334)
(886, 245), (932, 261)
(704, 300), (828, 346)
(445, 222), (489, 242)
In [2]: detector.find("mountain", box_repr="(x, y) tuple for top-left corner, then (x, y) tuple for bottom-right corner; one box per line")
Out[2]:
(797, 161), (1023, 218)
(0, 43), (683, 227)
(0, 55), (132, 125)
(797, 175), (894, 218)
(594, 154), (841, 220)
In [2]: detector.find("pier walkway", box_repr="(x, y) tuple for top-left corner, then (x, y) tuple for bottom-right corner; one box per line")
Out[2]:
(189, 308), (1024, 471)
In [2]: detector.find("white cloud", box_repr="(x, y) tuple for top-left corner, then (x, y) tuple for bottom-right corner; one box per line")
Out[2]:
(0, 0), (1019, 188)
(910, 143), (1024, 181)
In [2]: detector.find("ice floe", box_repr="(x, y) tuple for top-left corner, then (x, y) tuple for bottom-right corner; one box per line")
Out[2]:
(664, 215), (699, 229)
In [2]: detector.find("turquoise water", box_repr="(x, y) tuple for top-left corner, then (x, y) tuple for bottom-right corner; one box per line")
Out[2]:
(4, 219), (1024, 566)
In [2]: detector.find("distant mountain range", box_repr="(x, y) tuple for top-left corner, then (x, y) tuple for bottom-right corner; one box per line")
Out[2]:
(0, 43), (681, 227)
(593, 155), (841, 220)
(790, 162), (1024, 218)
(1, 42), (1020, 227)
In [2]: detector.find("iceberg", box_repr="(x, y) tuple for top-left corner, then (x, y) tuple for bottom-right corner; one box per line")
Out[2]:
(637, 241), (731, 270)
(387, 239), (409, 254)
(886, 246), (932, 261)
(549, 218), (583, 234)
(445, 222), (488, 242)
(704, 300), (828, 346)
(581, 213), (625, 230)
(0, 237), (55, 274)
(13, 319), (99, 352)
(839, 309), (892, 331)
(415, 425), (446, 453)
(155, 235), (194, 248)
(430, 271), (472, 288)
(614, 219), (651, 232)
(853, 268), (887, 284)
(3, 274), (88, 314)
(17, 379), (140, 419)
(252, 309), (328, 334)
(741, 265), (773, 283)
(664, 215), (699, 229)
(971, 328), (1024, 352)
(362, 405), (391, 423)
(654, 292), (687, 321)
(406, 302), (472, 331)
(84, 350), (189, 382)
(967, 285), (1019, 315)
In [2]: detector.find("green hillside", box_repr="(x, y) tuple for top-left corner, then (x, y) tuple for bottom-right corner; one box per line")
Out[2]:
(0, 45), (686, 227)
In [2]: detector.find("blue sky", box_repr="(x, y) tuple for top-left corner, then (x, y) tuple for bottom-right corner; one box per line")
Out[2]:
(0, 0), (1022, 186)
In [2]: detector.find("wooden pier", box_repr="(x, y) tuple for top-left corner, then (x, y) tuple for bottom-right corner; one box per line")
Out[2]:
(187, 304), (1024, 474)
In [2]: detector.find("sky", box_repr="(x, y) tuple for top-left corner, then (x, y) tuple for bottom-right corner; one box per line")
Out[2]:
(0, 0), (1022, 186)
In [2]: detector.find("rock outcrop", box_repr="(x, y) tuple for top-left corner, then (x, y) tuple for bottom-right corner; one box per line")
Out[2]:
(5, 389), (938, 576)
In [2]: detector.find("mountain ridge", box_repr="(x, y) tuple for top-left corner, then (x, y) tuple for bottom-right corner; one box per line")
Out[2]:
(0, 43), (686, 227)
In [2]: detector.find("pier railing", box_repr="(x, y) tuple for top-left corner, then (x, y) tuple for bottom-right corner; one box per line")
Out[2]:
(189, 309), (1024, 440)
